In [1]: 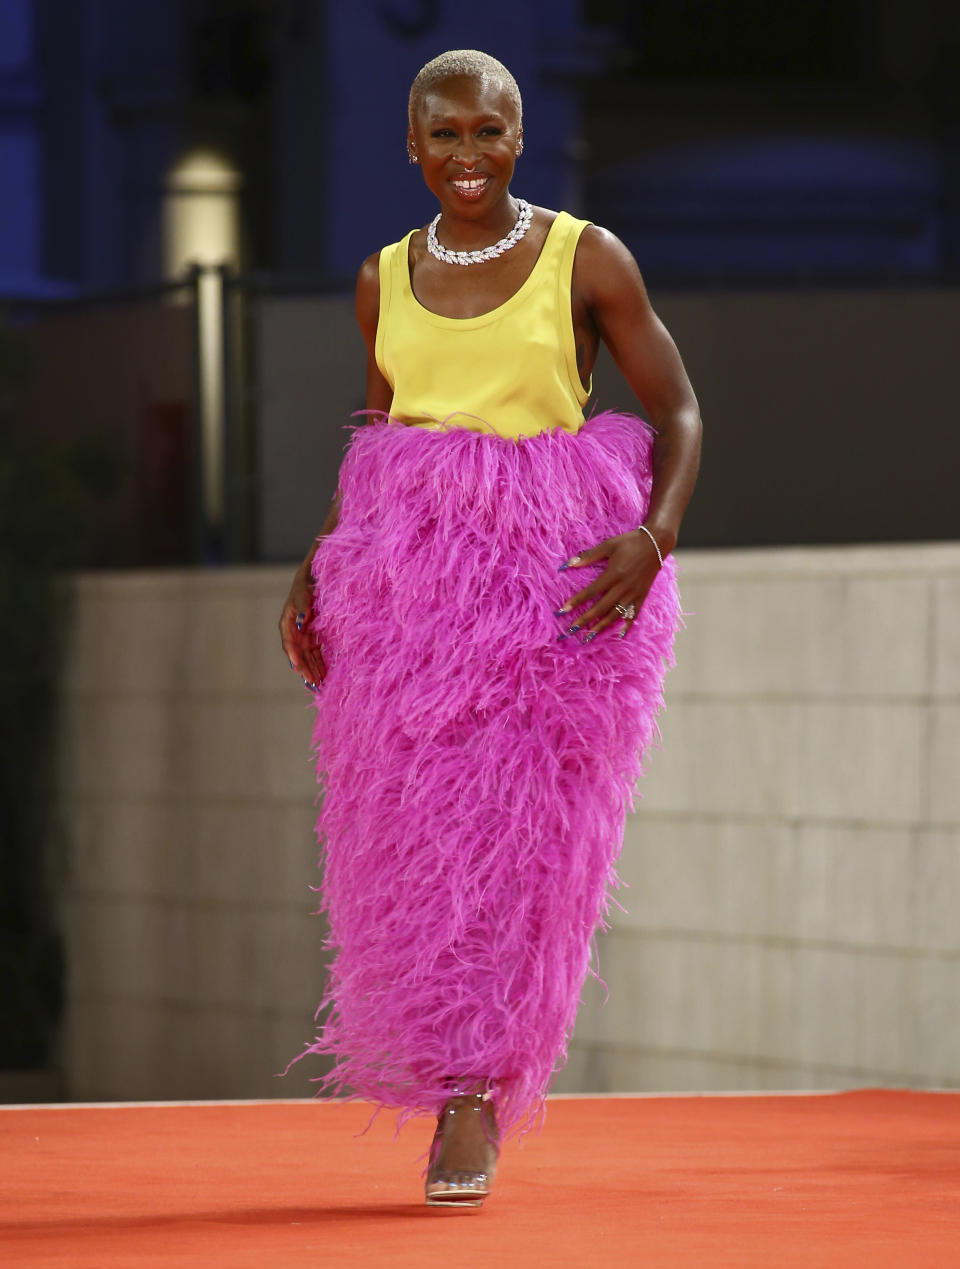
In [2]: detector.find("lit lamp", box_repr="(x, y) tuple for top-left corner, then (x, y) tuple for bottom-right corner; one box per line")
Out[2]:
(163, 150), (242, 546)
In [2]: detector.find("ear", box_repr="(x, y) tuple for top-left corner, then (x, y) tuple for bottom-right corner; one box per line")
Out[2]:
(515, 124), (524, 157)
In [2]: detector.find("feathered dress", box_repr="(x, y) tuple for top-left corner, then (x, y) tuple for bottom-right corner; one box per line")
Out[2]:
(291, 211), (682, 1143)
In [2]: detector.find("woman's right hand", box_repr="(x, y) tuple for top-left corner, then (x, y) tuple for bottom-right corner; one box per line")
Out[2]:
(279, 570), (327, 688)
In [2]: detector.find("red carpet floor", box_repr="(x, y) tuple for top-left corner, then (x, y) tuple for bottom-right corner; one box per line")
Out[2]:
(2, 1090), (958, 1268)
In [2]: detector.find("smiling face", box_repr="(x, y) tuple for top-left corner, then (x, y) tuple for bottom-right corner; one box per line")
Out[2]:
(408, 74), (523, 219)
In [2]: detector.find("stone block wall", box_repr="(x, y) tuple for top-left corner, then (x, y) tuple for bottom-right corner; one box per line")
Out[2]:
(55, 545), (960, 1100)
(56, 568), (329, 1100)
(556, 543), (960, 1093)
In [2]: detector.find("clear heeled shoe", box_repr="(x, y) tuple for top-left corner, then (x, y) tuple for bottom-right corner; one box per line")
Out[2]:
(424, 1087), (500, 1208)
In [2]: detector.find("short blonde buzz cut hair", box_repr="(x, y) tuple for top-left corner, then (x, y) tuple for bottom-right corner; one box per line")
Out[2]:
(408, 49), (522, 127)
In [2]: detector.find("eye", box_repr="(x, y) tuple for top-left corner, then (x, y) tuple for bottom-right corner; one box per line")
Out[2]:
(479, 126), (503, 136)
(431, 128), (456, 138)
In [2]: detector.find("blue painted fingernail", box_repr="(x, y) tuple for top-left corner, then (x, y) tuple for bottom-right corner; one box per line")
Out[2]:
(552, 609), (566, 618)
(567, 624), (580, 635)
(556, 632), (568, 642)
(557, 562), (570, 572)
(583, 631), (597, 643)
(288, 658), (295, 669)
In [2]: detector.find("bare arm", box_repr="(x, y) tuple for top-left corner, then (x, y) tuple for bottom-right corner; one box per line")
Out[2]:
(279, 253), (393, 683)
(356, 251), (394, 415)
(560, 226), (702, 637)
(578, 225), (701, 553)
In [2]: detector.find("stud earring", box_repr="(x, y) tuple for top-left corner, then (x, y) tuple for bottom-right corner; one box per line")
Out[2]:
(408, 149), (419, 164)
(515, 140), (524, 157)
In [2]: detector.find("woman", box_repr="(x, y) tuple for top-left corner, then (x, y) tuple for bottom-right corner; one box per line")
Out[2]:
(280, 49), (701, 1208)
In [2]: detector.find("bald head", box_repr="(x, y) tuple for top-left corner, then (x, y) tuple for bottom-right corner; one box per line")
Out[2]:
(408, 49), (522, 128)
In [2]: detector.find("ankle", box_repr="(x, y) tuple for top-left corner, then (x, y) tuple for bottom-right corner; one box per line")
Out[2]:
(445, 1075), (494, 1097)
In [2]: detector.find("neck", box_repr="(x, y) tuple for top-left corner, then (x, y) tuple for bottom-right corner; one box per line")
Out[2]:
(435, 194), (519, 250)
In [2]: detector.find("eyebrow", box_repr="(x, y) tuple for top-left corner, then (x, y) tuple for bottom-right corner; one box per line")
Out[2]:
(424, 111), (507, 127)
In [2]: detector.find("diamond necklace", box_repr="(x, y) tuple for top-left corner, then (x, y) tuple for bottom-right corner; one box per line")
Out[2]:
(427, 199), (533, 267)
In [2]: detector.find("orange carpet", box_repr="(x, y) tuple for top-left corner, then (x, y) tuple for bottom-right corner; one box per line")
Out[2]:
(2, 1091), (958, 1268)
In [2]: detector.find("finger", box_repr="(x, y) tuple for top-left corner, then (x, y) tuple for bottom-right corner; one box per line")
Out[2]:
(579, 583), (634, 633)
(282, 630), (317, 685)
(569, 574), (631, 628)
(588, 604), (629, 638)
(294, 621), (325, 684)
(582, 562), (658, 630)
(299, 667), (321, 691)
(280, 605), (301, 649)
(305, 644), (327, 685)
(613, 588), (651, 639)
(559, 539), (614, 572)
(555, 567), (620, 622)
(280, 630), (303, 676)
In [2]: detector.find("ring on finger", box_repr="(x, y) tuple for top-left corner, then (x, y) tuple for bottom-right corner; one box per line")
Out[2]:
(614, 601), (637, 620)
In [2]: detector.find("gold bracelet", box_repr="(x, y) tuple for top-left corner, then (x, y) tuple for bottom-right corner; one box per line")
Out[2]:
(637, 523), (664, 569)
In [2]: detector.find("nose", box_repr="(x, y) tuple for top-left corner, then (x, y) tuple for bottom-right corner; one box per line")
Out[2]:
(454, 136), (480, 167)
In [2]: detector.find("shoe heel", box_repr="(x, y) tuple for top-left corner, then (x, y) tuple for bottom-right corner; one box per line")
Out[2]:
(424, 1087), (499, 1209)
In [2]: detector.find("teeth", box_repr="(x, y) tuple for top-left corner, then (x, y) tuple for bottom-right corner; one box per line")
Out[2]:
(454, 177), (486, 190)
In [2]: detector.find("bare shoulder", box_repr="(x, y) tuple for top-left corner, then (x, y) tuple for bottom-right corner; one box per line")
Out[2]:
(532, 204), (560, 227)
(574, 223), (649, 309)
(355, 251), (381, 339)
(356, 251), (381, 300)
(576, 224), (643, 281)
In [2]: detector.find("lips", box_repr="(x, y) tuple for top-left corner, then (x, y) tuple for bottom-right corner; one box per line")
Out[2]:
(450, 174), (491, 200)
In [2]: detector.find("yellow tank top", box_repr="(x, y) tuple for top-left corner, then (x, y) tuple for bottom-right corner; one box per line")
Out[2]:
(375, 211), (592, 440)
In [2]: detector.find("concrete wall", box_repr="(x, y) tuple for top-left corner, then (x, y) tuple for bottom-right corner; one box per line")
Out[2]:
(56, 567), (329, 1100)
(556, 542), (960, 1094)
(56, 544), (960, 1100)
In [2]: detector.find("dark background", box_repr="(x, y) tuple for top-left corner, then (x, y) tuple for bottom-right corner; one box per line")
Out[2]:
(3, 0), (958, 564)
(6, 1), (960, 287)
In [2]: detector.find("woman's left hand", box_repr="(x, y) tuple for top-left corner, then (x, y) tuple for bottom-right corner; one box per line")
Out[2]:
(556, 529), (665, 639)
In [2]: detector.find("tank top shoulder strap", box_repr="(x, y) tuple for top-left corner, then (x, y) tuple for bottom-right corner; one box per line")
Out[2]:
(375, 231), (415, 380)
(543, 210), (591, 300)
(537, 210), (590, 264)
(540, 211), (592, 406)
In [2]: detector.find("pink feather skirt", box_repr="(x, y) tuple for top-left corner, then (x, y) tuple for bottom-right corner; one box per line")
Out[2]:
(294, 409), (681, 1142)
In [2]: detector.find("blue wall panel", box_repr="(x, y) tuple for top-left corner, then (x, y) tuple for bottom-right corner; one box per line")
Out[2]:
(323, 1), (580, 275)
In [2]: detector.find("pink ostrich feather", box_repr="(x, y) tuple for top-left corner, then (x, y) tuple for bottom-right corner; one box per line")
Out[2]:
(287, 409), (682, 1146)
